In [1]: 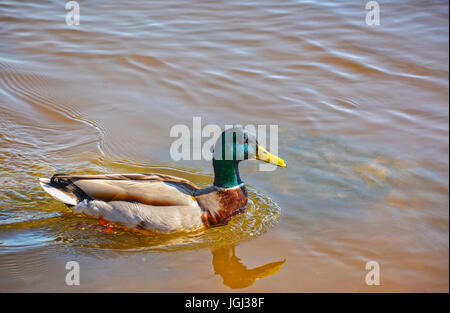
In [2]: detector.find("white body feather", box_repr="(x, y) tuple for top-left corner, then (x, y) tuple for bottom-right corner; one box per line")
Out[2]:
(73, 199), (204, 233)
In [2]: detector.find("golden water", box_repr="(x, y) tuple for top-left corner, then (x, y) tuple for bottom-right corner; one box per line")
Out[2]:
(0, 0), (448, 292)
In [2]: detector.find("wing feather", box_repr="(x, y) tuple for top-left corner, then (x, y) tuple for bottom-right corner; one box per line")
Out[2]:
(43, 173), (199, 206)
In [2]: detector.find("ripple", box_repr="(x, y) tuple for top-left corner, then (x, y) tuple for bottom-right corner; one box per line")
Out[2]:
(0, 60), (106, 158)
(0, 231), (55, 252)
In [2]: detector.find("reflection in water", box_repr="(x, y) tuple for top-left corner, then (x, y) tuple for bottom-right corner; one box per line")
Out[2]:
(212, 245), (285, 289)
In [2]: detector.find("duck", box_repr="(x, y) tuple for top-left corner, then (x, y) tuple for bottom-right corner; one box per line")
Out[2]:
(39, 127), (286, 234)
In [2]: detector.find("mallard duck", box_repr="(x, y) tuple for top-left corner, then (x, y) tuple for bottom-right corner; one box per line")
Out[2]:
(39, 127), (286, 234)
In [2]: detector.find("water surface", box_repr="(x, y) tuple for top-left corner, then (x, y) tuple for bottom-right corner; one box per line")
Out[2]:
(0, 0), (448, 292)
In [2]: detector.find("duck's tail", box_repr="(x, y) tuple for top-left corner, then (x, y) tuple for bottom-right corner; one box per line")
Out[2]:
(39, 176), (78, 206)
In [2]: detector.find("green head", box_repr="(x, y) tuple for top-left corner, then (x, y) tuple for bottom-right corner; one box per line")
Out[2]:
(212, 127), (286, 188)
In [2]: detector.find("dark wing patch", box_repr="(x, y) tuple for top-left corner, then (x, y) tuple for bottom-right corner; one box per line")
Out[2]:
(49, 175), (93, 202)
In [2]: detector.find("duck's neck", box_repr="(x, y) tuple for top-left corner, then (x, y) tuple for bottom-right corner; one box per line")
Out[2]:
(213, 158), (243, 188)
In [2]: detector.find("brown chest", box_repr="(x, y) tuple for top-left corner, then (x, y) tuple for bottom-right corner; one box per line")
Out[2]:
(195, 185), (248, 228)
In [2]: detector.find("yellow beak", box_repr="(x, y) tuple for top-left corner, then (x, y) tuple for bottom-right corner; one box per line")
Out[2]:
(256, 144), (287, 167)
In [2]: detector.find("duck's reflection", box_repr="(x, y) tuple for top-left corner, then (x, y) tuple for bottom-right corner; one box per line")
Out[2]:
(211, 245), (286, 289)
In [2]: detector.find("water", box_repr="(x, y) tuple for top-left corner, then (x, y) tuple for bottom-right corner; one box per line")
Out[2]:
(0, 0), (448, 292)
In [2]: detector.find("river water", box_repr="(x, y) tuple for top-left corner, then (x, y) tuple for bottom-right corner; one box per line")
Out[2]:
(0, 0), (448, 292)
